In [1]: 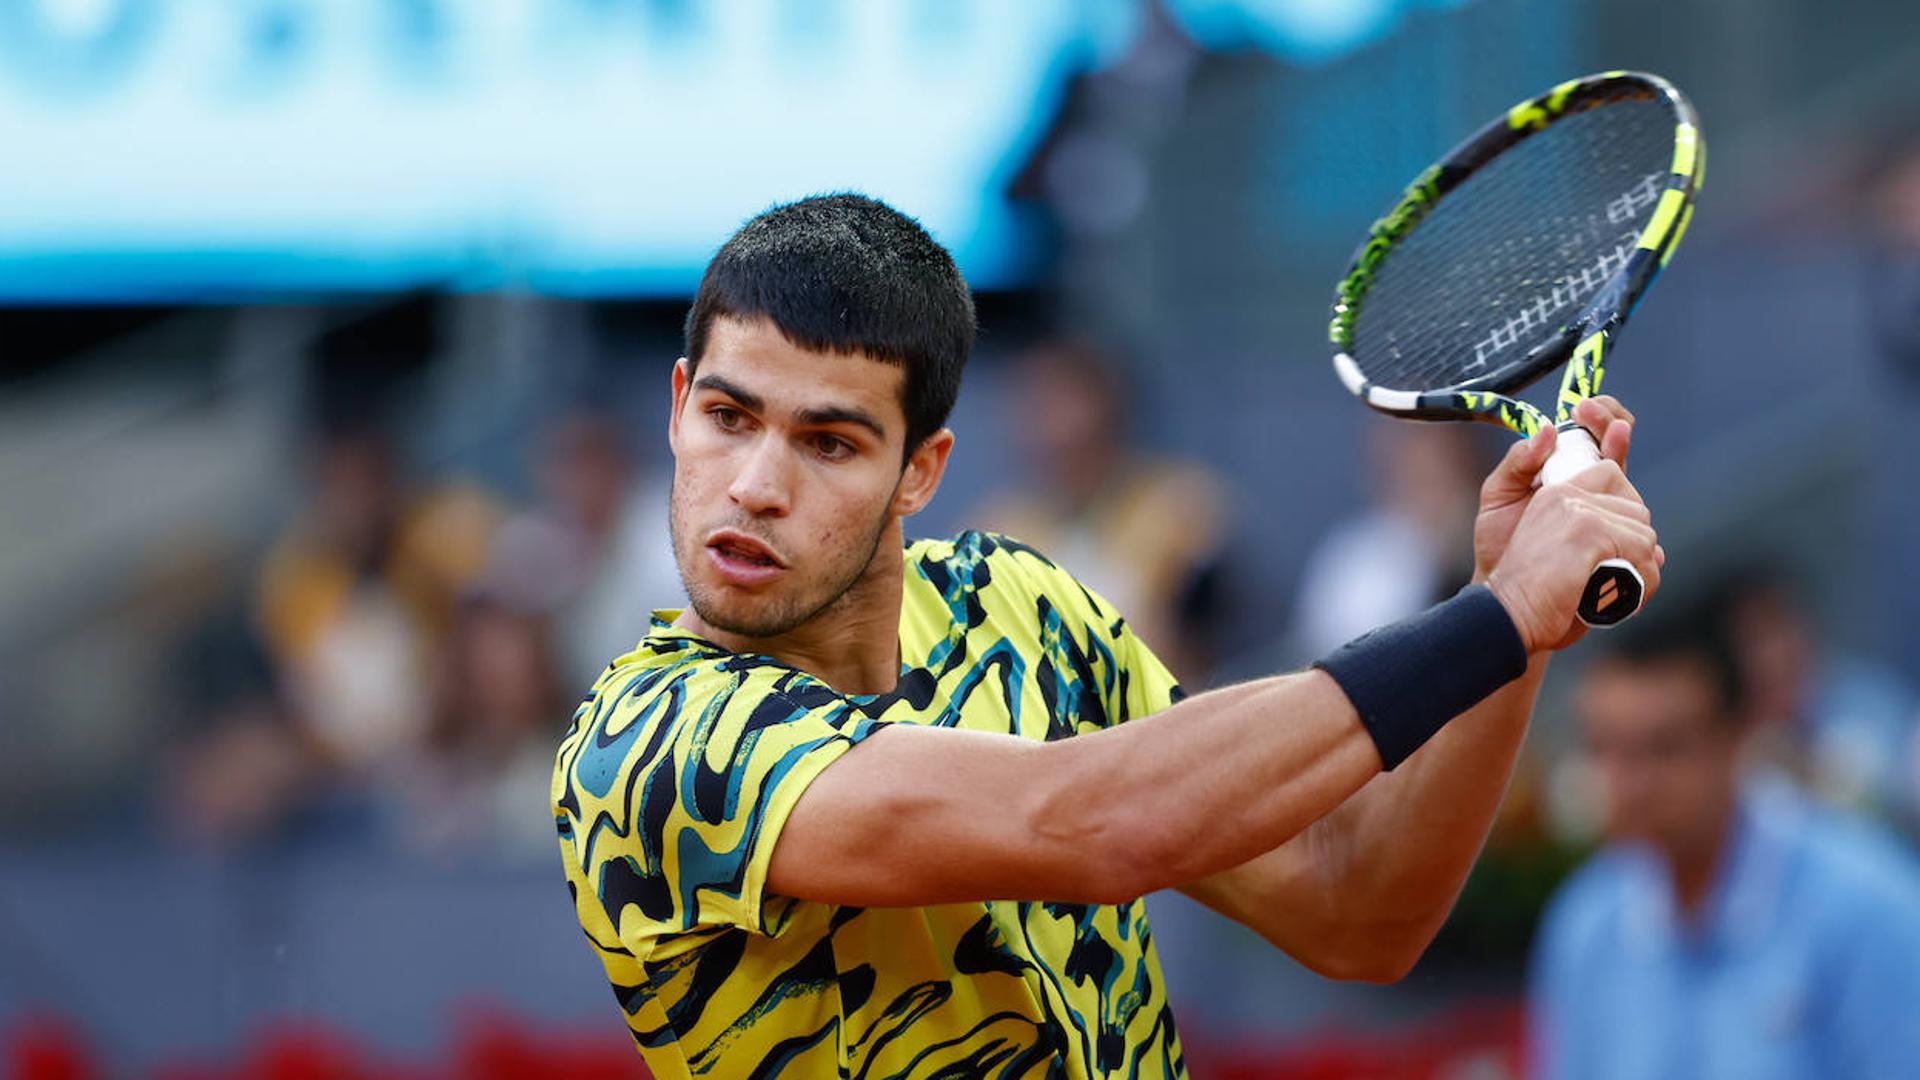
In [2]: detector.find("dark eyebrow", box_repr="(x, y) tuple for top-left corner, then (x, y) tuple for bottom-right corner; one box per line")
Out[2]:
(691, 374), (765, 413)
(796, 405), (887, 441)
(694, 373), (887, 441)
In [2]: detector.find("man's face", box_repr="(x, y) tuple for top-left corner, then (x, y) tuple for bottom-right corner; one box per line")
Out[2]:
(1576, 655), (1741, 853)
(667, 316), (916, 639)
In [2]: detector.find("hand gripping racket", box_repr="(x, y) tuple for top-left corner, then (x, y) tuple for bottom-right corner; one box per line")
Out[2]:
(1328, 71), (1703, 627)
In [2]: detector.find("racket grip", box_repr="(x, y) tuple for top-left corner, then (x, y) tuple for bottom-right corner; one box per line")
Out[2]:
(1538, 423), (1644, 628)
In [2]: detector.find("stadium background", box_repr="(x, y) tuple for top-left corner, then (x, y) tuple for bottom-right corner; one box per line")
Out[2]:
(3, 0), (1919, 1076)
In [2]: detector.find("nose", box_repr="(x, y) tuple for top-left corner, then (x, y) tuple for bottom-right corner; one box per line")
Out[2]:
(728, 434), (791, 517)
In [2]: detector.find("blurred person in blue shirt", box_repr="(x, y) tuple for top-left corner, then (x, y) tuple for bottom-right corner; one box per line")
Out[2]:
(1530, 605), (1920, 1080)
(1712, 565), (1919, 834)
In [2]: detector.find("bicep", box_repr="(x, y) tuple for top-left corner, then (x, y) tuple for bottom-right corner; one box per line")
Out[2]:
(768, 667), (1379, 914)
(764, 724), (1107, 907)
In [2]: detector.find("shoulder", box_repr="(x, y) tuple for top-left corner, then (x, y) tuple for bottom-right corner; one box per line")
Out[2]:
(559, 629), (851, 777)
(907, 529), (1074, 581)
(587, 632), (783, 718)
(1770, 810), (1920, 1005)
(1537, 847), (1639, 963)
(903, 530), (1118, 645)
(1792, 808), (1920, 936)
(908, 530), (1106, 613)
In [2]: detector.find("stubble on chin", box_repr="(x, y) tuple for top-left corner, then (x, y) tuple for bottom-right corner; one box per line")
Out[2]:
(670, 500), (892, 642)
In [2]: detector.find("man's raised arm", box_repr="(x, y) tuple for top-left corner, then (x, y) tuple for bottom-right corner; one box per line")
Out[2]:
(1182, 399), (1652, 982)
(769, 407), (1659, 925)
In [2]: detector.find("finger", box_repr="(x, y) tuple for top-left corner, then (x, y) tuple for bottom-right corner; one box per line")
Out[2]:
(1558, 495), (1657, 560)
(1483, 424), (1556, 503)
(1563, 457), (1646, 504)
(1639, 545), (1663, 603)
(1590, 514), (1662, 598)
(1574, 490), (1652, 525)
(1592, 512), (1659, 560)
(1573, 398), (1636, 470)
(1584, 394), (1635, 427)
(1600, 416), (1632, 470)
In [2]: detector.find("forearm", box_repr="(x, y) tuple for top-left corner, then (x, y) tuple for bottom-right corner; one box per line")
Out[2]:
(1300, 650), (1548, 939)
(1038, 669), (1385, 898)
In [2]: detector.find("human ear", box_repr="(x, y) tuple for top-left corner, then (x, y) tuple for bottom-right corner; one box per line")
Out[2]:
(892, 428), (954, 516)
(668, 358), (693, 454)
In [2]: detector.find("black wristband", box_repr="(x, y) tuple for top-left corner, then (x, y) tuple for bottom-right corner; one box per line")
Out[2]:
(1311, 584), (1529, 770)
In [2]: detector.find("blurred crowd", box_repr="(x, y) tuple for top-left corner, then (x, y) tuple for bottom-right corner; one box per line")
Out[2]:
(159, 394), (678, 859)
(6, 3), (1920, 1074)
(143, 333), (1920, 876)
(18, 312), (1916, 1078)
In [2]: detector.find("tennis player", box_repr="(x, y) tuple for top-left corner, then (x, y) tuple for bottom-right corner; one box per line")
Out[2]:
(552, 193), (1663, 1078)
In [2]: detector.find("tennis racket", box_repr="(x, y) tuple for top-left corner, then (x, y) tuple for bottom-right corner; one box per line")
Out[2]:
(1328, 70), (1703, 627)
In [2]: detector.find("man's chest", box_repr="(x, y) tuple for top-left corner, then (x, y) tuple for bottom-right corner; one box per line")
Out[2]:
(1588, 940), (1824, 1079)
(883, 611), (1114, 742)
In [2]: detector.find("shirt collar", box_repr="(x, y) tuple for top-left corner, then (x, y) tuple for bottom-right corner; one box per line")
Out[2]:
(1618, 776), (1804, 956)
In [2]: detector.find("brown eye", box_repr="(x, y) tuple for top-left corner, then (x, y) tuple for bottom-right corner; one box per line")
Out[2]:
(710, 406), (744, 431)
(813, 434), (853, 461)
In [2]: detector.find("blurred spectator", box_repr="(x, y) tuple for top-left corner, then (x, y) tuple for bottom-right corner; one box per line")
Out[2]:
(1530, 605), (1920, 1079)
(972, 340), (1230, 684)
(388, 590), (570, 858)
(255, 422), (501, 775)
(1713, 566), (1920, 832)
(1291, 422), (1491, 658)
(484, 407), (680, 694)
(161, 594), (315, 848)
(1867, 138), (1920, 384)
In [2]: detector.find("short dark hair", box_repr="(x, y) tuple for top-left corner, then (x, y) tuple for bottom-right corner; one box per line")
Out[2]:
(1593, 599), (1747, 723)
(684, 193), (976, 459)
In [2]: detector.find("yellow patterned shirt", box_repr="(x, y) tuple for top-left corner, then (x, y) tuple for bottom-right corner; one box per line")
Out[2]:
(553, 532), (1190, 1078)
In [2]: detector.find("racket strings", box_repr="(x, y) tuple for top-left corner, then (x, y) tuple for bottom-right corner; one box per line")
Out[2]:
(1348, 98), (1675, 393)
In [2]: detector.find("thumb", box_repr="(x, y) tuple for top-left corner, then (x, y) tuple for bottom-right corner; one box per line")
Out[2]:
(1483, 424), (1556, 504)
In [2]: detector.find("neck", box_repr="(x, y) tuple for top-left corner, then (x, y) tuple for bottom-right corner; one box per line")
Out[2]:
(1665, 795), (1737, 921)
(678, 518), (906, 696)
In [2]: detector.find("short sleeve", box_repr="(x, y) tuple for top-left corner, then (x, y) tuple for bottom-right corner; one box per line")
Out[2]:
(554, 658), (875, 955)
(1097, 605), (1184, 722)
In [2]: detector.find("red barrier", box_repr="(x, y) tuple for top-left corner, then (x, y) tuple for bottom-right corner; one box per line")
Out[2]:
(11, 999), (1519, 1080)
(1182, 1000), (1524, 1080)
(138, 1014), (649, 1080)
(6, 1015), (97, 1080)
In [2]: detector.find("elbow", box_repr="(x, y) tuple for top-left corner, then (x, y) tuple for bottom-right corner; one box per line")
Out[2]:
(1327, 951), (1422, 986)
(1290, 922), (1431, 985)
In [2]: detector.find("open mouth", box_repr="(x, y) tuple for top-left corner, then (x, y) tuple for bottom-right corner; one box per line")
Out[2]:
(707, 531), (784, 569)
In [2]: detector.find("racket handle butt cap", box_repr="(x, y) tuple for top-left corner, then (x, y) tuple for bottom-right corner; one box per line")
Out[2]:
(1537, 423), (1645, 628)
(1578, 558), (1644, 628)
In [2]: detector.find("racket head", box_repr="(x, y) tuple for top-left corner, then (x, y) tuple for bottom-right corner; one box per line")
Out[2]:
(1328, 71), (1704, 436)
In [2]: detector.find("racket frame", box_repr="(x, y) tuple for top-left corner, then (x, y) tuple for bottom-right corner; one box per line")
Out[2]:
(1328, 70), (1705, 437)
